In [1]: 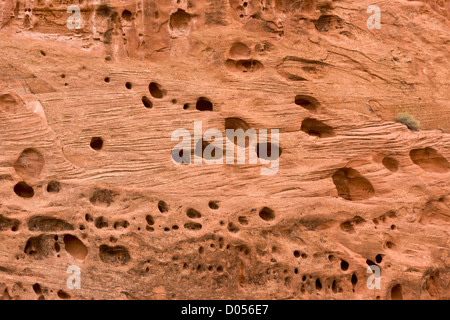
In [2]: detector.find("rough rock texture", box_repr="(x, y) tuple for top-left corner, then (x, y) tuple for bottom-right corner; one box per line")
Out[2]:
(0, 0), (449, 300)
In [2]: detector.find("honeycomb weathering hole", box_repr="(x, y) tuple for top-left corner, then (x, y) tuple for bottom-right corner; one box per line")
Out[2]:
(295, 95), (319, 113)
(96, 4), (111, 17)
(259, 207), (275, 221)
(391, 284), (403, 300)
(409, 147), (449, 173)
(0, 93), (21, 113)
(225, 117), (250, 145)
(169, 9), (191, 34)
(184, 222), (202, 230)
(121, 10), (132, 21)
(99, 244), (130, 265)
(63, 234), (88, 260)
(229, 42), (251, 59)
(314, 15), (344, 32)
(158, 200), (168, 213)
(149, 82), (164, 99)
(28, 216), (73, 231)
(32, 283), (42, 294)
(332, 168), (375, 201)
(90, 137), (103, 151)
(142, 96), (152, 109)
(301, 118), (335, 138)
(186, 208), (201, 219)
(57, 290), (71, 300)
(145, 215), (155, 225)
(234, 59), (264, 73)
(47, 180), (61, 193)
(208, 201), (219, 210)
(0, 214), (19, 232)
(13, 148), (44, 180)
(14, 181), (34, 198)
(225, 117), (250, 131)
(340, 260), (349, 271)
(196, 97), (213, 111)
(382, 156), (399, 172)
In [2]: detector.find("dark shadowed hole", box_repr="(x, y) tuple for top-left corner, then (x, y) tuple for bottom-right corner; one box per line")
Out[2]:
(184, 222), (202, 230)
(47, 181), (60, 193)
(332, 280), (337, 293)
(238, 217), (248, 225)
(295, 95), (319, 112)
(208, 201), (219, 210)
(57, 290), (70, 300)
(122, 10), (132, 21)
(259, 207), (275, 221)
(169, 8), (191, 32)
(104, 77), (110, 83)
(158, 200), (168, 213)
(186, 208), (201, 219)
(375, 254), (383, 263)
(196, 97), (213, 111)
(366, 259), (377, 266)
(351, 274), (358, 286)
(125, 82), (132, 89)
(391, 284), (403, 300)
(14, 182), (34, 198)
(63, 234), (88, 260)
(32, 283), (42, 294)
(225, 117), (250, 131)
(149, 82), (163, 98)
(315, 278), (322, 290)
(146, 215), (154, 225)
(142, 96), (152, 109)
(382, 156), (399, 172)
(96, 4), (111, 17)
(340, 260), (349, 271)
(90, 137), (103, 151)
(301, 118), (336, 138)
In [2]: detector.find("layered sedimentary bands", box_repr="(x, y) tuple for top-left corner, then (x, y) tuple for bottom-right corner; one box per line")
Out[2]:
(0, 0), (449, 300)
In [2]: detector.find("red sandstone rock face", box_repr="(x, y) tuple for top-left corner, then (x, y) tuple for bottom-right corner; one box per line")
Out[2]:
(0, 0), (449, 300)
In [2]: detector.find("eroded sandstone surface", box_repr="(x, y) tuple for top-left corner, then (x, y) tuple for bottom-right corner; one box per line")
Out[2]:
(0, 0), (449, 300)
